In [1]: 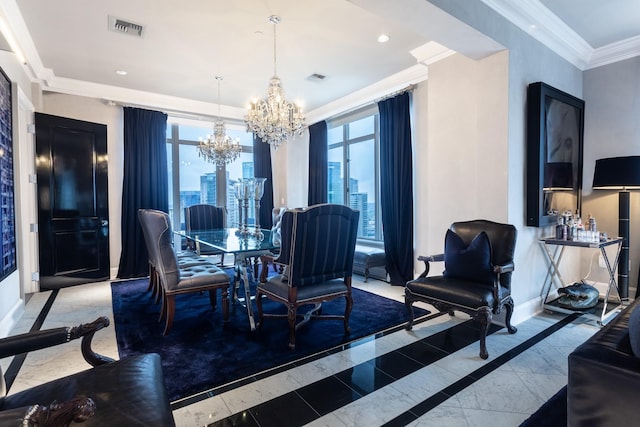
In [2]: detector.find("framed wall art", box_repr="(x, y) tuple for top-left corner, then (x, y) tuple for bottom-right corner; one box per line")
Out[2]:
(526, 81), (585, 227)
(0, 66), (16, 282)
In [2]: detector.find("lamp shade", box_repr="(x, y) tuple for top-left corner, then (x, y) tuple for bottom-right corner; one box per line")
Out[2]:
(593, 156), (640, 189)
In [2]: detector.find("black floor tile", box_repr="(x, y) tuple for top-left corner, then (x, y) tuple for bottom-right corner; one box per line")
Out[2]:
(422, 322), (485, 353)
(297, 375), (362, 416)
(335, 362), (395, 395)
(369, 350), (425, 380)
(397, 339), (449, 365)
(207, 410), (260, 427)
(249, 391), (317, 427)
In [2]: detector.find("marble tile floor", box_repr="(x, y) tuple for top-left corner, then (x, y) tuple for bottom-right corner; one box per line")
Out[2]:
(0, 276), (601, 427)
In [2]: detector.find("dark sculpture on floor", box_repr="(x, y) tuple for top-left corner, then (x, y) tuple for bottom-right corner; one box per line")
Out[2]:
(557, 281), (599, 309)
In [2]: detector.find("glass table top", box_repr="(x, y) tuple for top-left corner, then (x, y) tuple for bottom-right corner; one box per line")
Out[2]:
(178, 228), (277, 254)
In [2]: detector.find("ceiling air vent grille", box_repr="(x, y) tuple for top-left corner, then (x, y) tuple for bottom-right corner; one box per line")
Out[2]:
(108, 16), (144, 37)
(306, 73), (327, 82)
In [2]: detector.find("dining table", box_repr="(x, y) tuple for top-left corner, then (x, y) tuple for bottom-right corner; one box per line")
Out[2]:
(176, 227), (277, 331)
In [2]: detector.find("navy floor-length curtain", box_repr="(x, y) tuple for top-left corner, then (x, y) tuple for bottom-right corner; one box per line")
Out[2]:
(117, 107), (168, 279)
(253, 135), (274, 228)
(378, 92), (414, 286)
(308, 121), (328, 206)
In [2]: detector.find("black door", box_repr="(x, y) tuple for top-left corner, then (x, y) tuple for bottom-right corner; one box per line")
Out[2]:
(35, 113), (109, 289)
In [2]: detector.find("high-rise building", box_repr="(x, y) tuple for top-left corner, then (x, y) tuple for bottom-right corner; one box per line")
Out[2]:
(200, 173), (217, 204)
(242, 162), (254, 179)
(328, 161), (342, 204)
(349, 192), (368, 237)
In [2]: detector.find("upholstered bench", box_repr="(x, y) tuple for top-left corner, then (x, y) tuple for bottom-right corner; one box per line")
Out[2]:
(353, 246), (387, 282)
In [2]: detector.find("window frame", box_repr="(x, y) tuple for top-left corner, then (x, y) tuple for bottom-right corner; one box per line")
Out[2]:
(327, 105), (383, 245)
(166, 121), (253, 230)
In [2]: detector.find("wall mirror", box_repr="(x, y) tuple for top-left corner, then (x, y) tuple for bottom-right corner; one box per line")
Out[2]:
(526, 82), (585, 227)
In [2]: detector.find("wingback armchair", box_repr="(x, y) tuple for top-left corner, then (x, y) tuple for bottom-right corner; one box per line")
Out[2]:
(256, 204), (360, 349)
(0, 317), (175, 425)
(405, 219), (518, 359)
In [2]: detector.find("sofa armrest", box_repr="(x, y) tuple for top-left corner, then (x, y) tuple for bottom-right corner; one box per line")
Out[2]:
(568, 297), (640, 426)
(0, 317), (114, 367)
(568, 343), (640, 426)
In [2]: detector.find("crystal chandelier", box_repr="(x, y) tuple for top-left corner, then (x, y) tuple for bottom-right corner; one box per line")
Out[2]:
(198, 76), (242, 166)
(245, 15), (306, 149)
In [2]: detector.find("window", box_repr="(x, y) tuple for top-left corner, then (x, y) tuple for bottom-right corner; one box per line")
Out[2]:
(166, 122), (254, 230)
(327, 106), (382, 243)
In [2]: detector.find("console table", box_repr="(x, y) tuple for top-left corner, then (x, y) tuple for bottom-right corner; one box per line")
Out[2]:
(539, 237), (624, 325)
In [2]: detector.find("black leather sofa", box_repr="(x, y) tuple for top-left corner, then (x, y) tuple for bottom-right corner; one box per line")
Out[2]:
(568, 297), (640, 426)
(0, 317), (175, 426)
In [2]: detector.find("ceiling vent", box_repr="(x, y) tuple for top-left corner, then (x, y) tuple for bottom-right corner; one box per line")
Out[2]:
(306, 73), (327, 83)
(108, 15), (144, 37)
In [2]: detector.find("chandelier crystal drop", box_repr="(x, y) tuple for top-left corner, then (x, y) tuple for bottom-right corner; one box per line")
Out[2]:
(244, 15), (306, 149)
(198, 76), (242, 166)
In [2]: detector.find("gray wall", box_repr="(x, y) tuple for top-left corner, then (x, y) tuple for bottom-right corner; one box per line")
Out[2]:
(582, 57), (640, 292)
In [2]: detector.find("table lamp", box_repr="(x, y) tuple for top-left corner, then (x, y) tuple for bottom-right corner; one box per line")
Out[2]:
(592, 156), (640, 300)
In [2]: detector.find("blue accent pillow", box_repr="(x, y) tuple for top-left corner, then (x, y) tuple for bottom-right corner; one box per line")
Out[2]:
(444, 229), (494, 284)
(628, 305), (640, 358)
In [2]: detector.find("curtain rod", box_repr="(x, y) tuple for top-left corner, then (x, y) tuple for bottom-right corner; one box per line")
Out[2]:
(374, 84), (416, 103)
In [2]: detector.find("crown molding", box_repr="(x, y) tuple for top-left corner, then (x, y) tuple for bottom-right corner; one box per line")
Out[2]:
(44, 76), (248, 121)
(305, 64), (429, 124)
(587, 34), (640, 69)
(410, 41), (456, 66)
(481, 0), (640, 70)
(480, 0), (591, 69)
(0, 0), (52, 82)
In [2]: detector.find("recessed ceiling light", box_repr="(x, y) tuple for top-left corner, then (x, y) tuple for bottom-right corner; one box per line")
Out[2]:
(377, 34), (390, 43)
(115, 70), (128, 76)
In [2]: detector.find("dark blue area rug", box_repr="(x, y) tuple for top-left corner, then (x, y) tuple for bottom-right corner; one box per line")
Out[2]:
(111, 277), (429, 402)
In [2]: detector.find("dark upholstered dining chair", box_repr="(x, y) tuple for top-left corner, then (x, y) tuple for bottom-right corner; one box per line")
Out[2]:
(138, 209), (213, 303)
(256, 204), (360, 349)
(0, 317), (175, 425)
(138, 209), (230, 335)
(184, 204), (227, 261)
(405, 219), (518, 359)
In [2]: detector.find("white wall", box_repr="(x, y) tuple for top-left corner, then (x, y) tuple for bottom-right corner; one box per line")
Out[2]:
(40, 93), (124, 279)
(272, 129), (309, 210)
(0, 51), (36, 336)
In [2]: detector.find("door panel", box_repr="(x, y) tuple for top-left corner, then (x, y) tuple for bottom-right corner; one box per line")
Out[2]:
(35, 113), (109, 289)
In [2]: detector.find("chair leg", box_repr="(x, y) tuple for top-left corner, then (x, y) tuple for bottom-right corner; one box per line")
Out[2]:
(147, 265), (155, 292)
(504, 296), (517, 334)
(208, 289), (217, 310)
(256, 289), (264, 329)
(163, 294), (176, 335)
(158, 288), (166, 322)
(287, 305), (297, 350)
(154, 275), (162, 304)
(344, 293), (353, 334)
(404, 294), (415, 330)
(477, 306), (492, 360)
(221, 288), (229, 322)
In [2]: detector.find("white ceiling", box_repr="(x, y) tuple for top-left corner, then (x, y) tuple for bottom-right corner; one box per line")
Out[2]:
(2, 0), (640, 122)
